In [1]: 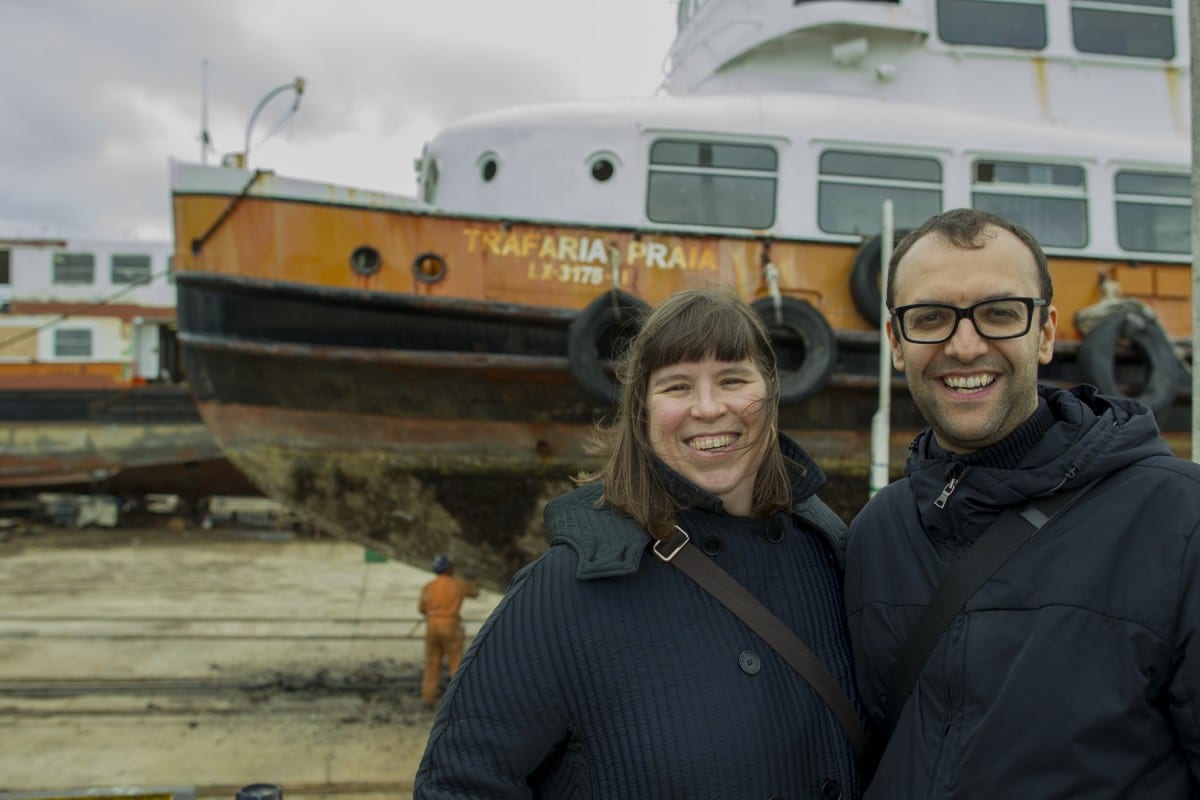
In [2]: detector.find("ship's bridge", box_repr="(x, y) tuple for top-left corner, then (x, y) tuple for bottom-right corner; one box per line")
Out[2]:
(664, 0), (1189, 136)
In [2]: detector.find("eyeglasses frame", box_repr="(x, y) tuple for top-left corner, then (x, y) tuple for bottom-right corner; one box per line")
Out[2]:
(890, 296), (1049, 344)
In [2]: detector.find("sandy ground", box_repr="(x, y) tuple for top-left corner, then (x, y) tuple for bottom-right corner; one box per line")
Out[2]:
(0, 521), (503, 799)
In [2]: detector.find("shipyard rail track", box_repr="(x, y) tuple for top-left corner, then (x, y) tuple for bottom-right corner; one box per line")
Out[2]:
(0, 529), (503, 800)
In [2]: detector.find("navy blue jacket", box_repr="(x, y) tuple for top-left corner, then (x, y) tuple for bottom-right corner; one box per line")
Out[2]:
(415, 436), (863, 799)
(846, 385), (1200, 798)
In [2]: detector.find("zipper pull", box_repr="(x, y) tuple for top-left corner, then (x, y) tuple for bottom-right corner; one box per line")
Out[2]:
(934, 467), (964, 509)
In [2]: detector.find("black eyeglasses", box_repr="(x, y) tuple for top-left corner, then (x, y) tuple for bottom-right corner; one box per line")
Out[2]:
(891, 297), (1048, 344)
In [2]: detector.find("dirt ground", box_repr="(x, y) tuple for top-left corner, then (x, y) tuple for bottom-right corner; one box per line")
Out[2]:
(0, 520), (503, 799)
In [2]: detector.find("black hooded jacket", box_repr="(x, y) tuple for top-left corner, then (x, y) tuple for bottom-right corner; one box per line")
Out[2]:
(845, 385), (1200, 798)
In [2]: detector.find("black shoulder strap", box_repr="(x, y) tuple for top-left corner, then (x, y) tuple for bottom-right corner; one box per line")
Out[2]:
(654, 527), (869, 770)
(881, 478), (1102, 740)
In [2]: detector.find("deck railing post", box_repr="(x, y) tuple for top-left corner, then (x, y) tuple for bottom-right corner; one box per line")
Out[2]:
(870, 199), (895, 496)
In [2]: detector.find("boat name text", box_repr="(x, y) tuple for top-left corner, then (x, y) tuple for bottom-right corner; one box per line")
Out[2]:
(461, 229), (718, 279)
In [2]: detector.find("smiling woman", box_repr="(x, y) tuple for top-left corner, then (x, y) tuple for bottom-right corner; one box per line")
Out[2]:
(414, 286), (865, 799)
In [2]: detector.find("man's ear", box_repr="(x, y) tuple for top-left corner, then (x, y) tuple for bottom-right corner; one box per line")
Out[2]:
(1037, 305), (1058, 365)
(887, 318), (905, 371)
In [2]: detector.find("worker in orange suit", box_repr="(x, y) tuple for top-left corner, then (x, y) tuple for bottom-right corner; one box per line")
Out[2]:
(418, 554), (479, 709)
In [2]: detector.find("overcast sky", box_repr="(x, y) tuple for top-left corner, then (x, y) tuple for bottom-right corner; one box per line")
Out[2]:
(0, 0), (678, 242)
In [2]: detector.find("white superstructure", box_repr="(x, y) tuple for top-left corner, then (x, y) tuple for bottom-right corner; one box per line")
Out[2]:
(415, 0), (1190, 265)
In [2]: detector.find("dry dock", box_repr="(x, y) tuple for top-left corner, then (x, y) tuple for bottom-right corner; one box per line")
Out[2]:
(0, 522), (502, 799)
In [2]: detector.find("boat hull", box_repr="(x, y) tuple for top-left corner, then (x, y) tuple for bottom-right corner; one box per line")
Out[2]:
(0, 386), (258, 500)
(177, 272), (1192, 589)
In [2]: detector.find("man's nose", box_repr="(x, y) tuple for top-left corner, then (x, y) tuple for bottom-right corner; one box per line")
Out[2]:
(943, 315), (989, 359)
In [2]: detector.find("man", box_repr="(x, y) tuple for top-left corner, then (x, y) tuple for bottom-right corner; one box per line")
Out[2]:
(419, 554), (478, 709)
(844, 208), (1199, 797)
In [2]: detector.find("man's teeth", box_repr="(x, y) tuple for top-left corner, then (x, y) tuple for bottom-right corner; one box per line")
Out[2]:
(689, 434), (735, 451)
(943, 374), (995, 391)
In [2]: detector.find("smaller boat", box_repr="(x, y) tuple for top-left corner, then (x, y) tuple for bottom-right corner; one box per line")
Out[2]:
(0, 237), (257, 507)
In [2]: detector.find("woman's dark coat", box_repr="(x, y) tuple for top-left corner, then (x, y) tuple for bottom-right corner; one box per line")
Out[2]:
(415, 436), (863, 799)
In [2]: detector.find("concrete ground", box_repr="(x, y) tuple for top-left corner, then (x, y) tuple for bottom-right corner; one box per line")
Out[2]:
(0, 521), (503, 800)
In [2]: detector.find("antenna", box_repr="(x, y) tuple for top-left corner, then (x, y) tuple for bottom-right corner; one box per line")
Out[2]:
(200, 59), (212, 165)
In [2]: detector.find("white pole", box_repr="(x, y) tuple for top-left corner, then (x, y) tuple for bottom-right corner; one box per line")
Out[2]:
(1192, 0), (1199, 464)
(870, 199), (895, 495)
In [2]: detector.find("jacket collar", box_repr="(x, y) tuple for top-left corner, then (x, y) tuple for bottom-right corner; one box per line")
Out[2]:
(545, 432), (846, 578)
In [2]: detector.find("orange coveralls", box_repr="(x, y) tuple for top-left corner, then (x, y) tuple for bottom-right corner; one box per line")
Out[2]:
(418, 573), (479, 707)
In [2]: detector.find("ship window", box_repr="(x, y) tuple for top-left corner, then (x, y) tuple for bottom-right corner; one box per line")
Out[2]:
(1114, 170), (1190, 254)
(647, 139), (777, 229)
(1072, 0), (1174, 59)
(817, 150), (943, 236)
(938, 0), (1047, 49)
(53, 252), (95, 284)
(111, 253), (153, 284)
(54, 328), (92, 358)
(0, 250), (9, 285)
(972, 160), (1088, 247)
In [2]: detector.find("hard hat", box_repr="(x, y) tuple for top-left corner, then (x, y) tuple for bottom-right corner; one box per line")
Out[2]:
(432, 554), (451, 574)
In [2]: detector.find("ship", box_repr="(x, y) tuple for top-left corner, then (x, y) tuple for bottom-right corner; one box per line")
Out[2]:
(0, 237), (257, 511)
(170, 0), (1194, 588)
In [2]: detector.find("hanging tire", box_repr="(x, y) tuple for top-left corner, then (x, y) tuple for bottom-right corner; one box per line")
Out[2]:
(850, 230), (910, 327)
(751, 297), (838, 405)
(568, 289), (651, 404)
(1077, 310), (1184, 415)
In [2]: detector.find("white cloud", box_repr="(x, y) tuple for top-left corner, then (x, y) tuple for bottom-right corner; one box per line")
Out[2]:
(0, 0), (677, 240)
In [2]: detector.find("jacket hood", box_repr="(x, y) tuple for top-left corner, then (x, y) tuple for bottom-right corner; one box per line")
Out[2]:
(906, 384), (1173, 545)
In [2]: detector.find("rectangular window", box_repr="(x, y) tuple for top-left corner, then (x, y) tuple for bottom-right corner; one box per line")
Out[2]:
(938, 0), (1047, 49)
(817, 150), (943, 236)
(111, 253), (153, 284)
(1114, 170), (1190, 254)
(646, 139), (778, 229)
(53, 252), (95, 284)
(1072, 0), (1174, 59)
(53, 328), (93, 358)
(971, 160), (1088, 248)
(0, 250), (9, 285)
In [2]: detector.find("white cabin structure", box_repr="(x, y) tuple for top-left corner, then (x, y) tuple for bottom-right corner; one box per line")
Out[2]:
(0, 238), (178, 385)
(416, 0), (1189, 268)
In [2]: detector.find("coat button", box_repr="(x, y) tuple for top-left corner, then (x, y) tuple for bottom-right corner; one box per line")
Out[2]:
(701, 534), (722, 555)
(766, 516), (786, 543)
(820, 778), (842, 799)
(738, 650), (761, 675)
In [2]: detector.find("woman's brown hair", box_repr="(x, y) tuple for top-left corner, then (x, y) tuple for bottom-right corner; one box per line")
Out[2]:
(581, 286), (794, 538)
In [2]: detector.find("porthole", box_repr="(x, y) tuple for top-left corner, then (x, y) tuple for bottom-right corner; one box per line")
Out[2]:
(349, 246), (382, 276)
(591, 159), (615, 182)
(586, 151), (620, 183)
(481, 158), (498, 182)
(413, 252), (447, 283)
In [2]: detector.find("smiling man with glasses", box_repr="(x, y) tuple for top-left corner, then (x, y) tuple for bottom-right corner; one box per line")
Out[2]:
(843, 208), (1200, 798)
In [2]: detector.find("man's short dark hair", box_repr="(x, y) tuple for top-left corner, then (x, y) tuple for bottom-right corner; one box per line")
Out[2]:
(886, 208), (1053, 322)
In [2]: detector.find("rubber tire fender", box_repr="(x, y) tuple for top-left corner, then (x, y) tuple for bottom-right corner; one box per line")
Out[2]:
(850, 230), (910, 327)
(751, 296), (838, 405)
(568, 289), (651, 404)
(1076, 310), (1184, 416)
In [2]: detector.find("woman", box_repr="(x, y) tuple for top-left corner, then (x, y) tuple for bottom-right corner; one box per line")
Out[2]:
(414, 287), (863, 799)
